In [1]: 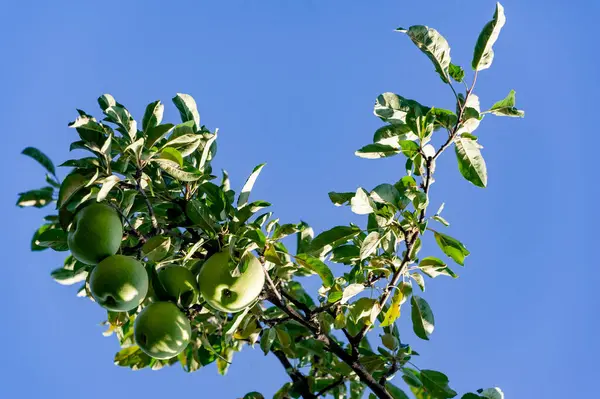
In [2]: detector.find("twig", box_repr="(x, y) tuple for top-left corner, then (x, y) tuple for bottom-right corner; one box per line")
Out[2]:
(134, 167), (159, 235)
(272, 350), (317, 399)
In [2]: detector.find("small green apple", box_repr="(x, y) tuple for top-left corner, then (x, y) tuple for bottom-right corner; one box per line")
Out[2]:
(134, 301), (192, 359)
(198, 251), (265, 313)
(67, 203), (123, 265)
(89, 255), (149, 311)
(156, 265), (199, 308)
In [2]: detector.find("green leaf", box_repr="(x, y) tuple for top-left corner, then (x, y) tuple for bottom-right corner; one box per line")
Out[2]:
(260, 328), (277, 355)
(462, 394), (484, 399)
(402, 368), (423, 388)
(173, 93), (200, 130)
(328, 191), (355, 206)
(16, 187), (54, 208)
(370, 184), (401, 207)
(153, 159), (204, 182)
(488, 90), (525, 117)
(104, 102), (137, 140)
(448, 63), (465, 82)
(50, 266), (88, 285)
(57, 172), (88, 208)
(411, 273), (426, 291)
(142, 100), (164, 131)
(374, 93), (429, 125)
(351, 188), (375, 215)
(374, 124), (417, 146)
(472, 2), (506, 71)
(244, 392), (265, 399)
(161, 133), (202, 157)
(411, 296), (435, 340)
(22, 147), (55, 176)
(420, 370), (457, 398)
(419, 257), (458, 278)
(341, 283), (365, 304)
(97, 175), (120, 202)
(310, 225), (361, 253)
(360, 231), (381, 260)
(432, 215), (450, 227)
(397, 25), (452, 83)
(272, 224), (299, 240)
(355, 143), (400, 159)
(455, 136), (487, 187)
(399, 140), (420, 158)
(295, 254), (335, 287)
(330, 244), (360, 264)
(159, 147), (184, 166)
(380, 282), (412, 327)
(37, 228), (68, 251)
(386, 384), (411, 399)
(478, 387), (504, 399)
(114, 346), (152, 370)
(31, 224), (52, 251)
(430, 108), (458, 130)
(238, 163), (266, 208)
(146, 123), (174, 148)
(142, 236), (172, 262)
(274, 326), (292, 348)
(433, 231), (470, 266)
(98, 94), (116, 111)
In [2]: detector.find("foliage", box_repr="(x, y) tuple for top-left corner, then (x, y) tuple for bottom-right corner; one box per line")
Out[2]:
(18, 3), (522, 399)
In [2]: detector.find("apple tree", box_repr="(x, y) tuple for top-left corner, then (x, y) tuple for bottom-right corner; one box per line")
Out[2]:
(17, 3), (523, 398)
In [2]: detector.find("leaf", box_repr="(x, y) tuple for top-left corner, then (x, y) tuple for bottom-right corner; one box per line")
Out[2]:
(488, 90), (525, 117)
(146, 123), (174, 148)
(420, 370), (457, 398)
(159, 147), (184, 166)
(114, 346), (152, 370)
(448, 63), (465, 82)
(238, 163), (266, 208)
(411, 296), (435, 340)
(411, 273), (426, 291)
(355, 143), (400, 159)
(141, 236), (171, 262)
(419, 257), (458, 278)
(50, 266), (88, 285)
(37, 229), (69, 251)
(433, 231), (470, 266)
(295, 254), (335, 288)
(16, 187), (54, 208)
(397, 25), (452, 83)
(373, 93), (429, 124)
(360, 231), (381, 260)
(274, 327), (292, 348)
(351, 188), (375, 215)
(310, 225), (361, 253)
(98, 94), (116, 111)
(330, 244), (360, 264)
(57, 172), (88, 208)
(97, 175), (120, 202)
(399, 140), (420, 158)
(433, 215), (450, 227)
(104, 103), (136, 140)
(328, 191), (354, 206)
(142, 100), (164, 131)
(197, 131), (217, 172)
(380, 282), (412, 327)
(341, 283), (365, 304)
(430, 108), (458, 130)
(455, 136), (487, 187)
(244, 392), (265, 399)
(22, 147), (55, 176)
(386, 384), (411, 399)
(161, 134), (202, 157)
(173, 93), (200, 130)
(479, 387), (504, 399)
(374, 124), (417, 146)
(260, 328), (277, 355)
(31, 224), (52, 251)
(272, 224), (299, 240)
(462, 395), (484, 399)
(472, 2), (506, 71)
(153, 159), (204, 182)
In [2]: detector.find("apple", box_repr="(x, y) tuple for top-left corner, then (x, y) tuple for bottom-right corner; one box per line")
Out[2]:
(89, 255), (149, 311)
(67, 202), (123, 265)
(198, 251), (265, 313)
(156, 265), (199, 308)
(134, 301), (192, 359)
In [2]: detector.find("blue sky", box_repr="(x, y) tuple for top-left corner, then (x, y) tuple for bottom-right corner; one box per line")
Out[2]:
(1, 0), (598, 398)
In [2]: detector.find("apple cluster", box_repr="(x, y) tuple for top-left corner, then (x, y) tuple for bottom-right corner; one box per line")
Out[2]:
(68, 202), (265, 360)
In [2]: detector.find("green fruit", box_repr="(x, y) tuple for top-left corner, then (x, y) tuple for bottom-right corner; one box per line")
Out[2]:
(134, 301), (192, 359)
(67, 203), (123, 265)
(198, 251), (265, 313)
(156, 265), (199, 308)
(89, 255), (149, 311)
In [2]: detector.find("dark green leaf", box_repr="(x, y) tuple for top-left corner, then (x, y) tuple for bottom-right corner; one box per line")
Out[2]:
(142, 100), (164, 131)
(146, 123), (174, 148)
(488, 90), (525, 117)
(295, 254), (335, 287)
(355, 143), (400, 159)
(462, 395), (484, 399)
(448, 63), (465, 82)
(16, 187), (54, 208)
(243, 392), (265, 399)
(399, 140), (420, 158)
(173, 93), (200, 130)
(411, 296), (435, 340)
(330, 244), (360, 264)
(455, 136), (487, 187)
(310, 225), (361, 253)
(31, 224), (52, 251)
(387, 384), (411, 399)
(261, 328), (277, 355)
(420, 370), (457, 398)
(373, 123), (417, 146)
(50, 266), (89, 285)
(328, 191), (354, 206)
(22, 147), (55, 176)
(472, 3), (506, 71)
(238, 163), (266, 208)
(272, 224), (299, 240)
(433, 231), (470, 266)
(57, 172), (88, 208)
(430, 108), (458, 130)
(397, 25), (452, 83)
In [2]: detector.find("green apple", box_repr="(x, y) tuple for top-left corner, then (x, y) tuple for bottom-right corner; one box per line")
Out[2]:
(134, 301), (192, 359)
(67, 203), (123, 265)
(89, 255), (149, 311)
(156, 265), (199, 308)
(198, 251), (265, 313)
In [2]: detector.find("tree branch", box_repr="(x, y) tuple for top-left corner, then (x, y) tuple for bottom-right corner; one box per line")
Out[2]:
(316, 377), (346, 397)
(272, 350), (317, 399)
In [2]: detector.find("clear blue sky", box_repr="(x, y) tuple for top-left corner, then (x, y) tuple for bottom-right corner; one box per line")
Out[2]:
(1, 0), (597, 398)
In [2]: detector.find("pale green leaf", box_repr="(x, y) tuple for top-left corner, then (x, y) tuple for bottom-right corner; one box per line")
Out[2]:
(97, 175), (120, 202)
(411, 296), (434, 340)
(310, 225), (361, 253)
(153, 159), (204, 182)
(360, 231), (381, 260)
(355, 143), (400, 159)
(238, 163), (266, 208)
(341, 283), (365, 304)
(173, 93), (200, 130)
(295, 254), (335, 287)
(455, 136), (487, 187)
(351, 188), (375, 215)
(433, 231), (470, 266)
(488, 89), (525, 117)
(472, 2), (506, 71)
(142, 100), (164, 131)
(397, 25), (452, 83)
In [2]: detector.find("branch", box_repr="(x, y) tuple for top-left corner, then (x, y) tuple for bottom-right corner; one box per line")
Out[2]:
(111, 203), (147, 243)
(272, 350), (317, 399)
(134, 167), (159, 235)
(316, 377), (346, 397)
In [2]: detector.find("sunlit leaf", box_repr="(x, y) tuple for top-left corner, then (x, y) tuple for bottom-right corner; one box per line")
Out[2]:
(411, 296), (435, 340)
(472, 2), (506, 71)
